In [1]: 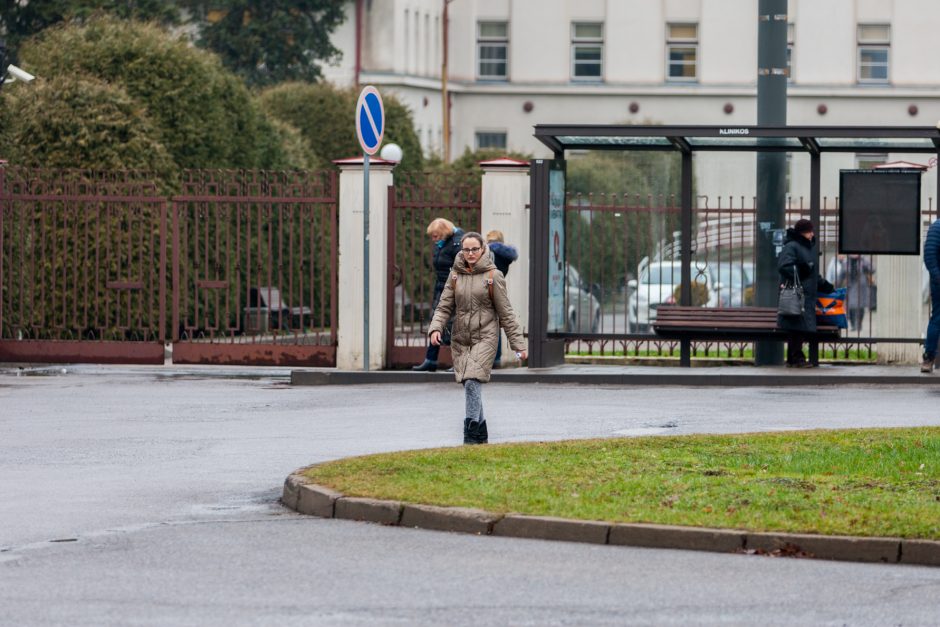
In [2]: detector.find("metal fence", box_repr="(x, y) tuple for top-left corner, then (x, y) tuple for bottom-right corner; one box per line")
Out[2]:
(0, 166), (338, 366)
(0, 168), (167, 363)
(171, 169), (338, 366)
(563, 192), (937, 361)
(385, 172), (481, 368)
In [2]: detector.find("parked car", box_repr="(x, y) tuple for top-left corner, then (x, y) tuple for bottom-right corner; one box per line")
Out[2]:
(627, 260), (730, 332)
(706, 262), (746, 307)
(627, 260), (684, 333)
(565, 263), (602, 332)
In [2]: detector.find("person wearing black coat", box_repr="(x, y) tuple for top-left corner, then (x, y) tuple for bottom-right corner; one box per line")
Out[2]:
(777, 219), (834, 367)
(486, 230), (519, 367)
(412, 218), (464, 372)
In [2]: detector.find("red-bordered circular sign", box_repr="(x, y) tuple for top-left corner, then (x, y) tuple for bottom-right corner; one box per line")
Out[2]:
(355, 86), (384, 156)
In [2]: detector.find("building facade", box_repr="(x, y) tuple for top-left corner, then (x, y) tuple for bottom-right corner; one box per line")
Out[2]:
(323, 0), (940, 199)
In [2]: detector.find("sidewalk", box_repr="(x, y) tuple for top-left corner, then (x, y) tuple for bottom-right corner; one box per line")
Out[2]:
(3, 361), (936, 388)
(291, 363), (940, 387)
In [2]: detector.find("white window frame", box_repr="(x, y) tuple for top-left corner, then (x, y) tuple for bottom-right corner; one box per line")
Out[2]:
(666, 23), (698, 82)
(475, 130), (508, 150)
(477, 21), (509, 80)
(857, 24), (890, 84)
(571, 22), (604, 82)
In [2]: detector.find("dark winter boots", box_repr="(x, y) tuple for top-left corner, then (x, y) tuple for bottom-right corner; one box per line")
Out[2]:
(463, 419), (488, 445)
(411, 359), (437, 372)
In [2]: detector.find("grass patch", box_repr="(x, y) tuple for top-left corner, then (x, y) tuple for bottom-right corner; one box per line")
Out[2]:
(305, 428), (940, 539)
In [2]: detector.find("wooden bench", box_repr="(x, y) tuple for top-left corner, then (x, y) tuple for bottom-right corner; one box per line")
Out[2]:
(652, 306), (840, 366)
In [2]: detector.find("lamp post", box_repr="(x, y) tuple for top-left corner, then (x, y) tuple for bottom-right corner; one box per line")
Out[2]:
(380, 143), (403, 164)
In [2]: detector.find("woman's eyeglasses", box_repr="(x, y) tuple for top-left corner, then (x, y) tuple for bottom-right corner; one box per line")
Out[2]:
(461, 246), (483, 254)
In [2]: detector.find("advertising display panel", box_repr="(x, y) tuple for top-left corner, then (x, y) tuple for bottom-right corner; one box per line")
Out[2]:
(839, 169), (922, 255)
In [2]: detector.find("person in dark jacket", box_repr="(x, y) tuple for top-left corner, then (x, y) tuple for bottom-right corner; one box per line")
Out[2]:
(922, 219), (940, 372)
(777, 219), (834, 367)
(486, 230), (519, 367)
(412, 218), (464, 372)
(828, 254), (875, 330)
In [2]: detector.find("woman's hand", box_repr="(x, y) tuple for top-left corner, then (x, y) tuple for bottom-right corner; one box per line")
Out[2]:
(516, 350), (528, 361)
(430, 331), (442, 346)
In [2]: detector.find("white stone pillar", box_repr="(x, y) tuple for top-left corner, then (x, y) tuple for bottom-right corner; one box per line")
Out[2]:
(335, 157), (396, 370)
(480, 158), (530, 364)
(876, 253), (923, 364)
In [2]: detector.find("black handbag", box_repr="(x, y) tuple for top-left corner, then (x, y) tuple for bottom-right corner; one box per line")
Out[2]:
(778, 271), (804, 317)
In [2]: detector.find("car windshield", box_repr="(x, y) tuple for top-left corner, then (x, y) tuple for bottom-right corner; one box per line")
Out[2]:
(643, 264), (682, 285)
(708, 264), (744, 285)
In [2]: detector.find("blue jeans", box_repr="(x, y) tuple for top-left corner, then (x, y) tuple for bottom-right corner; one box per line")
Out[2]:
(926, 280), (940, 360)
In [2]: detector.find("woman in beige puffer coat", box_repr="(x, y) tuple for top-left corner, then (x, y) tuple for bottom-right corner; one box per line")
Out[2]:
(428, 232), (527, 444)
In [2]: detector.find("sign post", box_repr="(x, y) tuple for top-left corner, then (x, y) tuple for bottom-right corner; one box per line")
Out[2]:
(355, 86), (384, 370)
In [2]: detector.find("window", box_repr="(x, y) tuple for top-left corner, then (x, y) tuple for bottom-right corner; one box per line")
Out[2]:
(413, 11), (420, 74)
(478, 21), (509, 79)
(858, 24), (890, 83)
(435, 15), (440, 76)
(666, 23), (698, 81)
(855, 153), (888, 170)
(404, 10), (410, 73)
(787, 23), (794, 81)
(571, 22), (603, 80)
(476, 131), (507, 150)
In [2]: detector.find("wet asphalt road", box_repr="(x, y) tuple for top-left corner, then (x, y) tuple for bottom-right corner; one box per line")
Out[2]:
(2, 367), (940, 626)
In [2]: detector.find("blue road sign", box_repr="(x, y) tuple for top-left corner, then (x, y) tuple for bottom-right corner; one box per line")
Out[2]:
(356, 86), (384, 156)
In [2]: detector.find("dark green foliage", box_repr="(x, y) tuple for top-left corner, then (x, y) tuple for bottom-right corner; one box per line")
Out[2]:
(173, 170), (337, 338)
(188, 0), (347, 87)
(565, 152), (684, 290)
(1, 166), (167, 341)
(1, 75), (176, 179)
(18, 17), (301, 171)
(0, 0), (178, 56)
(426, 148), (533, 181)
(259, 82), (424, 171)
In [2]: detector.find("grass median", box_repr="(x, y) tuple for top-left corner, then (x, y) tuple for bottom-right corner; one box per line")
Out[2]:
(304, 427), (940, 539)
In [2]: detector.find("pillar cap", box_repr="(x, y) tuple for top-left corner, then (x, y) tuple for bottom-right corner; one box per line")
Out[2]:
(333, 156), (397, 169)
(478, 157), (530, 169)
(873, 160), (928, 171)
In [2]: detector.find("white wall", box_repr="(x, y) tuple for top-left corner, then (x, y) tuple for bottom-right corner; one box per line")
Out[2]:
(607, 0), (663, 84)
(333, 0), (940, 162)
(893, 0), (940, 86)
(793, 0), (855, 85)
(700, 0), (755, 85)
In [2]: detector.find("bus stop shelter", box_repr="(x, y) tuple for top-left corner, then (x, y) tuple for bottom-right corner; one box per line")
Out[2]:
(528, 125), (940, 367)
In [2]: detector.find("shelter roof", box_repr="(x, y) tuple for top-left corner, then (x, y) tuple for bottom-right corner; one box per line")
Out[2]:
(534, 125), (940, 155)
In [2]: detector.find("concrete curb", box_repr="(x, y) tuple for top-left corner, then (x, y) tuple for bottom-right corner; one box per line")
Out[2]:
(290, 369), (940, 387)
(281, 475), (940, 567)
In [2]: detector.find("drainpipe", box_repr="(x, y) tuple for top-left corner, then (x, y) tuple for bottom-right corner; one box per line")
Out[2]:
(355, 0), (363, 87)
(442, 0), (452, 163)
